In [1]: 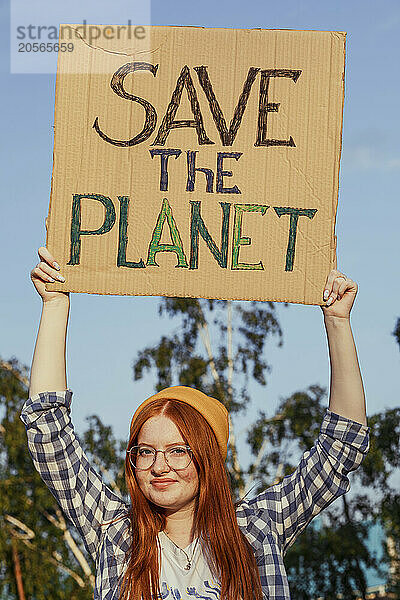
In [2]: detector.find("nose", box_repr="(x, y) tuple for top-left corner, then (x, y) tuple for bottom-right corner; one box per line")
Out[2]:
(151, 450), (171, 474)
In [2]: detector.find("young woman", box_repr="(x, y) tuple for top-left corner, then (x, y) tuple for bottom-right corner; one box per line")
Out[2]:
(22, 246), (369, 600)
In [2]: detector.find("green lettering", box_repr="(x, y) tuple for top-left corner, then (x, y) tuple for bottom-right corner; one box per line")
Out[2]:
(117, 196), (145, 268)
(273, 207), (317, 271)
(147, 198), (188, 268)
(231, 204), (268, 270)
(190, 201), (231, 269)
(68, 194), (116, 265)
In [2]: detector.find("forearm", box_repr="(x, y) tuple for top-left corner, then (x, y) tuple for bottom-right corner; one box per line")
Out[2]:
(29, 297), (70, 397)
(324, 315), (366, 426)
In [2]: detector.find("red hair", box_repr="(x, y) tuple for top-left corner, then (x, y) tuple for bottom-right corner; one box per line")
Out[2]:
(120, 398), (262, 600)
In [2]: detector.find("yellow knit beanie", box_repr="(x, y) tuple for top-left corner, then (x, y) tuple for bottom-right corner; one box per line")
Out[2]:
(130, 386), (229, 460)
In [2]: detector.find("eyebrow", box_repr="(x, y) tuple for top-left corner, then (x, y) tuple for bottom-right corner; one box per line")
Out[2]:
(136, 442), (187, 448)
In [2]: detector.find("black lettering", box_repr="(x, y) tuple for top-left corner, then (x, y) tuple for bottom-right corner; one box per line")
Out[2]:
(195, 66), (259, 146)
(93, 62), (159, 147)
(186, 151), (214, 192)
(68, 194), (116, 265)
(153, 65), (213, 146)
(150, 148), (182, 191)
(255, 69), (302, 147)
(216, 152), (242, 193)
(273, 206), (317, 271)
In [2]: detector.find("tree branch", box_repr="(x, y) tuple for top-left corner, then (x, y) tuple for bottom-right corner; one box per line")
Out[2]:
(11, 538), (26, 600)
(92, 456), (123, 496)
(55, 509), (95, 587)
(227, 300), (234, 402)
(245, 414), (284, 493)
(7, 506), (95, 589)
(0, 360), (29, 388)
(17, 535), (87, 588)
(197, 320), (221, 391)
(5, 515), (35, 539)
(6, 517), (88, 589)
(196, 307), (244, 494)
(227, 414), (245, 496)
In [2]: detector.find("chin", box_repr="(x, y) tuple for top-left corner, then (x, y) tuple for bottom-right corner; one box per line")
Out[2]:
(150, 493), (192, 512)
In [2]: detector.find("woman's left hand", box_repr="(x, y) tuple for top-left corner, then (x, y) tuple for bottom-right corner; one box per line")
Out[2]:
(321, 270), (358, 319)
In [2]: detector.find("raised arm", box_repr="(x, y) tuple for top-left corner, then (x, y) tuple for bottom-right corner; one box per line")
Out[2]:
(25, 247), (127, 562)
(237, 270), (369, 554)
(321, 270), (367, 426)
(29, 246), (69, 396)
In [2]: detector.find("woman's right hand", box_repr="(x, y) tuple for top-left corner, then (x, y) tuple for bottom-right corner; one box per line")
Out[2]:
(31, 247), (69, 304)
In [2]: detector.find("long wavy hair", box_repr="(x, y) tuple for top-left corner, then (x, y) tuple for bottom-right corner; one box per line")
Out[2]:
(120, 398), (262, 600)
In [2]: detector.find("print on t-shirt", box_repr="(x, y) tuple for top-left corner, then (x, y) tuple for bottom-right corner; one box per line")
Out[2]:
(157, 580), (221, 600)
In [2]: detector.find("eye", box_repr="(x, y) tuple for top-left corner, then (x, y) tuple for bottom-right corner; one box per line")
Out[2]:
(138, 447), (155, 457)
(169, 446), (189, 456)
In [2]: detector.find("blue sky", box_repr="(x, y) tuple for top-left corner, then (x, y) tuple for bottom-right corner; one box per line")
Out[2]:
(1, 0), (398, 588)
(1, 0), (399, 462)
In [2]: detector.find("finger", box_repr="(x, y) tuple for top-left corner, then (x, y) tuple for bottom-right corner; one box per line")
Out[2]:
(324, 271), (348, 305)
(326, 279), (343, 305)
(37, 246), (60, 270)
(39, 261), (65, 281)
(32, 262), (65, 283)
(323, 270), (343, 301)
(337, 280), (347, 300)
(31, 265), (56, 283)
(323, 269), (346, 300)
(325, 290), (338, 306)
(337, 278), (357, 300)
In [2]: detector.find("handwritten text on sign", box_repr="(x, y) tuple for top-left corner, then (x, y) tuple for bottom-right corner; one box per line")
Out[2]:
(47, 27), (345, 302)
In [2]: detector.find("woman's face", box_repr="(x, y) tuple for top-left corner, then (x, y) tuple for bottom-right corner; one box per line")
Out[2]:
(134, 415), (199, 514)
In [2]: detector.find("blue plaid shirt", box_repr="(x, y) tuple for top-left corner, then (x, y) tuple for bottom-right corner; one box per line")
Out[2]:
(21, 390), (369, 600)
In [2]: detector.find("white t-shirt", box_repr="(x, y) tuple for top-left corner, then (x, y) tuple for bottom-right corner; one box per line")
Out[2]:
(158, 531), (221, 600)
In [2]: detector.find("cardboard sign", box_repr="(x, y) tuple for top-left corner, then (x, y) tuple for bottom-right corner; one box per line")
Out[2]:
(46, 26), (345, 304)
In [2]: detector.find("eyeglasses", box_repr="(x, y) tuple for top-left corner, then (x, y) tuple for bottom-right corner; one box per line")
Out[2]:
(127, 445), (193, 471)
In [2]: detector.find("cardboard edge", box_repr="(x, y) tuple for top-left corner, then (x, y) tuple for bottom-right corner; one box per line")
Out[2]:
(47, 26), (340, 308)
(58, 23), (348, 35)
(330, 31), (346, 271)
(46, 40), (63, 250)
(45, 283), (326, 306)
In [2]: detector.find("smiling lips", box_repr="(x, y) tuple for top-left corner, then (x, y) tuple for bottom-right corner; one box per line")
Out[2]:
(151, 479), (177, 488)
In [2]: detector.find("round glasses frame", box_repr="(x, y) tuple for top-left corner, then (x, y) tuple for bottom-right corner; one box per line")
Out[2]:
(127, 445), (194, 471)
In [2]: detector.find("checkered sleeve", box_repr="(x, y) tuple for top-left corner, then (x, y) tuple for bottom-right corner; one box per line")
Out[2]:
(20, 390), (128, 562)
(248, 409), (370, 554)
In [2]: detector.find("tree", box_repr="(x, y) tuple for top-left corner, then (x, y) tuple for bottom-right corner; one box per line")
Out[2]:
(0, 358), (126, 600)
(381, 492), (400, 597)
(393, 318), (400, 349)
(1, 299), (399, 598)
(258, 389), (400, 599)
(384, 321), (400, 596)
(133, 297), (400, 598)
(133, 297), (283, 493)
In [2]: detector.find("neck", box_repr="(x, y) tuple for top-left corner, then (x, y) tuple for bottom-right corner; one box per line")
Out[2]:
(163, 503), (196, 548)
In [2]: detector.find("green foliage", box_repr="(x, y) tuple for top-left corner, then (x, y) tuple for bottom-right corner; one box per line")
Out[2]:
(381, 492), (400, 596)
(133, 297), (283, 493)
(393, 317), (400, 349)
(0, 358), (125, 600)
(249, 385), (326, 452)
(285, 517), (378, 600)
(2, 300), (399, 598)
(357, 408), (400, 490)
(82, 415), (127, 497)
(133, 298), (282, 411)
(133, 298), (400, 597)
